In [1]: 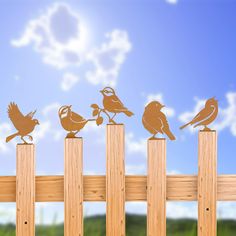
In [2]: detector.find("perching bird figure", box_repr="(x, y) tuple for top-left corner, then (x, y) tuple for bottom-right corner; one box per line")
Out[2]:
(100, 87), (134, 124)
(6, 102), (40, 144)
(142, 101), (176, 140)
(59, 105), (95, 138)
(180, 97), (218, 131)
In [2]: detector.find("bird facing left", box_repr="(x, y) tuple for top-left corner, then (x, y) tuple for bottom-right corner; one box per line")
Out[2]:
(6, 102), (40, 144)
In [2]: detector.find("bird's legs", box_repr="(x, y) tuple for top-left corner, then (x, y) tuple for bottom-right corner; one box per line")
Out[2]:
(110, 113), (117, 124)
(66, 132), (76, 138)
(21, 136), (28, 144)
(203, 125), (211, 131)
(149, 133), (157, 140)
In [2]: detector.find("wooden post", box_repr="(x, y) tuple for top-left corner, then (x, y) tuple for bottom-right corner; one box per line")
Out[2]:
(147, 139), (166, 236)
(198, 131), (217, 236)
(106, 124), (125, 236)
(64, 138), (83, 236)
(16, 144), (35, 236)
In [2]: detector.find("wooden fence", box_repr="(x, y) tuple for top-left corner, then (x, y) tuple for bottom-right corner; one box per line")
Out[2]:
(0, 124), (235, 236)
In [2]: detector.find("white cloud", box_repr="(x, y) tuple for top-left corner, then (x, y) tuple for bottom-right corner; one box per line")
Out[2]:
(213, 92), (236, 135)
(179, 92), (236, 136)
(61, 72), (79, 91)
(12, 3), (132, 88)
(0, 123), (14, 153)
(126, 132), (146, 156)
(146, 93), (175, 117)
(33, 102), (63, 142)
(11, 3), (89, 69)
(86, 29), (132, 87)
(166, 0), (178, 4)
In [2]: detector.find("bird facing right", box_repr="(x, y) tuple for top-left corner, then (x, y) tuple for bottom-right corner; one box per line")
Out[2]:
(142, 101), (176, 140)
(180, 97), (218, 131)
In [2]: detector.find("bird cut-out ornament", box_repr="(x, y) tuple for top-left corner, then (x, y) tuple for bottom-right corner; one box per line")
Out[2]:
(180, 97), (218, 131)
(142, 101), (176, 140)
(6, 102), (40, 144)
(59, 105), (99, 138)
(91, 87), (134, 125)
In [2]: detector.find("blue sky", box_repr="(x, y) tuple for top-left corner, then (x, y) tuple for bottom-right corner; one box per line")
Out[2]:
(1, 0), (236, 224)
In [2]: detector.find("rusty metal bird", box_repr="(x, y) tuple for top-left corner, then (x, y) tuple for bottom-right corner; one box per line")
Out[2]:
(142, 101), (176, 140)
(59, 105), (95, 138)
(100, 87), (134, 124)
(180, 97), (218, 131)
(6, 102), (40, 144)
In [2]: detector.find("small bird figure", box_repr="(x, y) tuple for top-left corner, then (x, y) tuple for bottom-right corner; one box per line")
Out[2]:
(142, 101), (176, 140)
(100, 87), (134, 124)
(6, 102), (40, 144)
(180, 97), (218, 131)
(59, 105), (95, 138)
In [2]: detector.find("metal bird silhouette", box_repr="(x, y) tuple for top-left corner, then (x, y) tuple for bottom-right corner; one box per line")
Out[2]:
(6, 102), (40, 144)
(91, 87), (134, 124)
(142, 101), (176, 140)
(180, 97), (218, 131)
(59, 105), (96, 138)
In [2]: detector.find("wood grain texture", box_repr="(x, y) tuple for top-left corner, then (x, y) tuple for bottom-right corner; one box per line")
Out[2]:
(1, 175), (236, 202)
(64, 138), (83, 236)
(147, 139), (166, 236)
(16, 144), (35, 236)
(198, 131), (217, 236)
(106, 125), (125, 236)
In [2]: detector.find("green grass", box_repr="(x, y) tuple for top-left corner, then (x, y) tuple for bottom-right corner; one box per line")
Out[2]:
(0, 215), (236, 235)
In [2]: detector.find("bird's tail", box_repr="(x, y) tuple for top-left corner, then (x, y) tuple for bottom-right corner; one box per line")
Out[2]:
(6, 133), (18, 143)
(180, 122), (191, 130)
(164, 128), (176, 140)
(123, 110), (134, 117)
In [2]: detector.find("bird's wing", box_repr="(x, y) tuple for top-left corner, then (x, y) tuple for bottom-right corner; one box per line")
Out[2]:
(190, 106), (214, 124)
(194, 105), (216, 126)
(158, 112), (169, 133)
(26, 110), (36, 119)
(110, 95), (128, 111)
(8, 103), (26, 131)
(71, 112), (86, 124)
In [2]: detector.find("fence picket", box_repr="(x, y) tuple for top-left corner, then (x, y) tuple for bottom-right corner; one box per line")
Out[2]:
(147, 139), (166, 236)
(106, 124), (125, 236)
(64, 138), (83, 236)
(198, 131), (217, 236)
(16, 144), (35, 236)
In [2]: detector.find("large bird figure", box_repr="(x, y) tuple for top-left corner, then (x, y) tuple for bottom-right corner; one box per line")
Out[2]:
(142, 101), (176, 140)
(59, 105), (95, 138)
(180, 97), (218, 131)
(100, 87), (134, 124)
(6, 102), (40, 144)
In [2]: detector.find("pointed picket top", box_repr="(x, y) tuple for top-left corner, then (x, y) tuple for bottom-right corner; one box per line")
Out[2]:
(142, 101), (176, 141)
(91, 87), (134, 125)
(6, 102), (40, 144)
(180, 97), (218, 131)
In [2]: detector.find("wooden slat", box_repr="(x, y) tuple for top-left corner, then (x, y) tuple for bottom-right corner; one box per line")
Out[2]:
(106, 124), (125, 236)
(147, 139), (166, 236)
(1, 175), (236, 202)
(16, 144), (35, 236)
(64, 138), (83, 236)
(198, 131), (217, 236)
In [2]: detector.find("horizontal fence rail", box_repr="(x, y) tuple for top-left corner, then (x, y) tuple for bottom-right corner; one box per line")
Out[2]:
(0, 124), (231, 236)
(1, 175), (236, 202)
